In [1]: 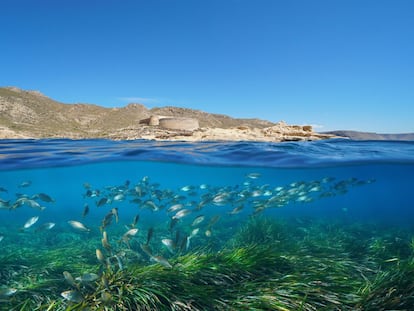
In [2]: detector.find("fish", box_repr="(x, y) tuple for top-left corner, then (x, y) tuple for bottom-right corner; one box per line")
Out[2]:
(0, 287), (17, 298)
(186, 228), (200, 250)
(167, 204), (184, 213)
(146, 227), (154, 245)
(130, 214), (139, 228)
(63, 271), (78, 288)
(21, 199), (46, 211)
(229, 205), (244, 215)
(34, 222), (55, 232)
(68, 220), (90, 232)
(18, 181), (32, 188)
(123, 228), (139, 238)
(191, 215), (205, 227)
(100, 211), (114, 231)
(246, 172), (261, 179)
(61, 290), (83, 303)
(113, 254), (124, 271)
(96, 197), (108, 207)
(22, 216), (39, 229)
(75, 272), (99, 283)
(151, 255), (172, 268)
(0, 235), (4, 242)
(121, 228), (139, 247)
(101, 291), (112, 303)
(102, 231), (112, 251)
(140, 243), (153, 258)
(0, 187), (8, 193)
(82, 204), (89, 217)
(205, 229), (212, 237)
(212, 193), (230, 206)
(111, 208), (119, 223)
(172, 209), (192, 220)
(190, 228), (200, 238)
(0, 199), (10, 209)
(161, 238), (176, 253)
(33, 193), (55, 203)
(143, 200), (159, 211)
(113, 193), (125, 201)
(180, 185), (195, 192)
(96, 249), (106, 264)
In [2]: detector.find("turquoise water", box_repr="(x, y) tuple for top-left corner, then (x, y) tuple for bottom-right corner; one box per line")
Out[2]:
(1, 139), (414, 310)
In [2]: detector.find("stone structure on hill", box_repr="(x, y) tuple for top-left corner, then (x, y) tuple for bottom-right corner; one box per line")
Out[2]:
(141, 115), (199, 131)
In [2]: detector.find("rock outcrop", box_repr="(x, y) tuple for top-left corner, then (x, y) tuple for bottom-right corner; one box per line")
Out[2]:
(158, 117), (199, 131)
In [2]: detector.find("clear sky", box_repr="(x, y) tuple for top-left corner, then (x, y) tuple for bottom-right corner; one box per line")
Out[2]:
(1, 0), (413, 133)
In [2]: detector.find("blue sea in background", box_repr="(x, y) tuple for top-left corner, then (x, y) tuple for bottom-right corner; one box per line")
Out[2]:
(1, 138), (414, 309)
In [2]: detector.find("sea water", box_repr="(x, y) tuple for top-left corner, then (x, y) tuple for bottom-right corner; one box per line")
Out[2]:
(1, 139), (414, 310)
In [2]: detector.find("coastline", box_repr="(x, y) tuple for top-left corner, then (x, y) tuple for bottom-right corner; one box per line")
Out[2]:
(0, 123), (337, 142)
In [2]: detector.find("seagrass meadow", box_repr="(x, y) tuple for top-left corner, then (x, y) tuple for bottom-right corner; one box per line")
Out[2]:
(1, 139), (414, 310)
(1, 217), (414, 310)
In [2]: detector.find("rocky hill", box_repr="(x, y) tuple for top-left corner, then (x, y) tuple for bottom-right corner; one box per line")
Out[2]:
(0, 87), (333, 141)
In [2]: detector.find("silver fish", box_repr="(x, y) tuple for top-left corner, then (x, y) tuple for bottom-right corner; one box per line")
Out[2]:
(161, 238), (175, 253)
(229, 205), (244, 215)
(180, 185), (195, 192)
(68, 220), (90, 232)
(172, 209), (192, 220)
(61, 290), (83, 303)
(35, 222), (55, 232)
(167, 204), (184, 213)
(19, 181), (32, 188)
(101, 231), (111, 251)
(246, 172), (261, 179)
(63, 271), (78, 288)
(25, 199), (45, 211)
(33, 193), (55, 203)
(143, 200), (159, 211)
(75, 273), (99, 283)
(23, 216), (39, 229)
(190, 228), (199, 238)
(113, 193), (125, 201)
(186, 228), (200, 250)
(96, 249), (106, 264)
(0, 235), (4, 242)
(151, 255), (172, 268)
(0, 287), (17, 298)
(191, 215), (205, 227)
(0, 199), (10, 209)
(123, 228), (139, 239)
(212, 193), (230, 206)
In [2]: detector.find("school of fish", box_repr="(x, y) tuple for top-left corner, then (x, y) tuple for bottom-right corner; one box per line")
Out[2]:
(0, 173), (375, 303)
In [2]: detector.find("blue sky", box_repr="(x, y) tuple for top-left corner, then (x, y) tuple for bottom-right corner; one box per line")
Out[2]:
(1, 0), (413, 133)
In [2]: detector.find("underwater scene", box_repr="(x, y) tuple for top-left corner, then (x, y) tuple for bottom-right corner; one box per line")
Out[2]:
(1, 139), (414, 311)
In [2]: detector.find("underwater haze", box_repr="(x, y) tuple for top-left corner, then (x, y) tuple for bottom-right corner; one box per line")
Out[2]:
(1, 139), (414, 310)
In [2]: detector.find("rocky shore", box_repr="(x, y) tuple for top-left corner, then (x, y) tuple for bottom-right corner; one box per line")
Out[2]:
(105, 121), (335, 142)
(0, 87), (336, 142)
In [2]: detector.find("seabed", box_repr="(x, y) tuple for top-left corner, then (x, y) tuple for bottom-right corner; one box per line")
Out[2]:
(1, 216), (414, 311)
